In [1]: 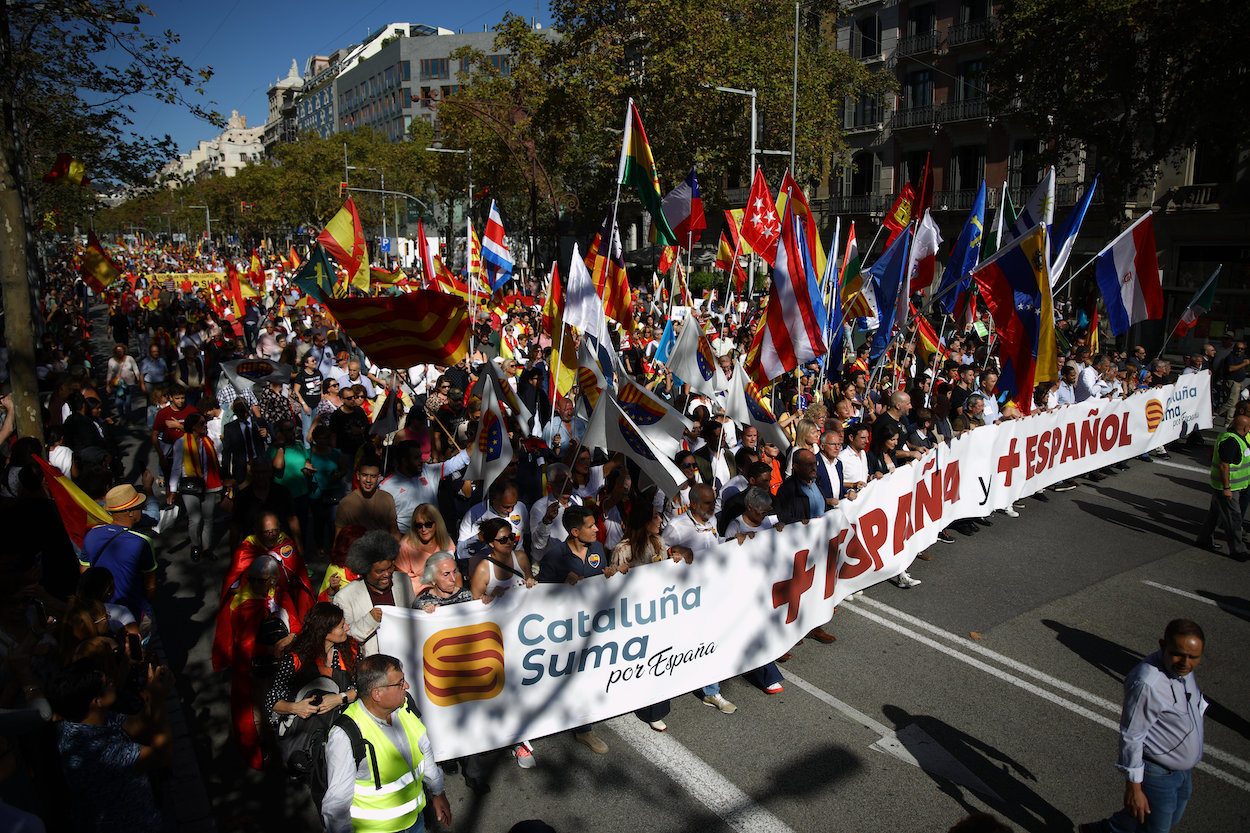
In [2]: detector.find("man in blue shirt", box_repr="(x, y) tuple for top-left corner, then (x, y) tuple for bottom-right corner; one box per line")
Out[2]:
(1081, 620), (1207, 833)
(80, 485), (158, 624)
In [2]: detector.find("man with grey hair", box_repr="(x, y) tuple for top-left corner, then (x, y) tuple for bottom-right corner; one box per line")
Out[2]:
(322, 654), (452, 833)
(529, 462), (581, 563)
(333, 530), (416, 656)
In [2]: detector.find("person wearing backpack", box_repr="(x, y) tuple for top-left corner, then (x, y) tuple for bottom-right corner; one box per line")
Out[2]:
(321, 654), (452, 833)
(268, 602), (358, 777)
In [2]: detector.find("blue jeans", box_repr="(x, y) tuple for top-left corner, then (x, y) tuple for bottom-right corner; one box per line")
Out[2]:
(1102, 762), (1192, 832)
(399, 812), (426, 833)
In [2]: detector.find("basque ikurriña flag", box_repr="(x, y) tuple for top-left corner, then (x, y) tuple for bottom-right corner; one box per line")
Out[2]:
(1094, 211), (1163, 336)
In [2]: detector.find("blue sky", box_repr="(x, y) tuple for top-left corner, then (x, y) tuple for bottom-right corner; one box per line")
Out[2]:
(128, 0), (552, 155)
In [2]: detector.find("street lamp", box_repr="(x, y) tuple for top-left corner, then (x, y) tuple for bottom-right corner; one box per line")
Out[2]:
(188, 205), (212, 242)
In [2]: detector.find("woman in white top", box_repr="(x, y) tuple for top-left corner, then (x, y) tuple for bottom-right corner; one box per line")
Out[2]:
(610, 499), (669, 572)
(470, 517), (537, 601)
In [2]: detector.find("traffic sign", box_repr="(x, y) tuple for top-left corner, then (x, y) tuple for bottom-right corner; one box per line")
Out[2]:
(379, 237), (392, 253)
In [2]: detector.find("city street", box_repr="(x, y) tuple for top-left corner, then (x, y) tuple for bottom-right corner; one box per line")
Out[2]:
(146, 428), (1250, 832)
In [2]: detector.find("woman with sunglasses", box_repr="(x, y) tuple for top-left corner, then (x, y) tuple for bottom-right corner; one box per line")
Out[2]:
(394, 503), (455, 596)
(307, 377), (343, 445)
(469, 517), (536, 602)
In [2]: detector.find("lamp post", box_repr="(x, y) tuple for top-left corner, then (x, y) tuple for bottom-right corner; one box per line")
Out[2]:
(188, 205), (212, 242)
(710, 85), (759, 301)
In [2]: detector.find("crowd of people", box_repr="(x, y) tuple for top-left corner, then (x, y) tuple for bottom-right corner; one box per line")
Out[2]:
(0, 245), (1235, 833)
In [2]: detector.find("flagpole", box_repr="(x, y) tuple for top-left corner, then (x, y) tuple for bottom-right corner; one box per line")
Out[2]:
(1154, 266), (1221, 362)
(926, 317), (947, 406)
(1052, 252), (1100, 299)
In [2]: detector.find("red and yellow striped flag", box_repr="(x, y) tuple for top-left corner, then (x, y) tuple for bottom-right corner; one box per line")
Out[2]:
(318, 198), (370, 293)
(326, 290), (470, 369)
(34, 457), (111, 548)
(81, 231), (122, 293)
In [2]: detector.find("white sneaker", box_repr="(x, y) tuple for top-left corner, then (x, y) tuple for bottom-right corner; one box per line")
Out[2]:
(892, 572), (922, 589)
(1000, 507), (1020, 518)
(702, 693), (737, 714)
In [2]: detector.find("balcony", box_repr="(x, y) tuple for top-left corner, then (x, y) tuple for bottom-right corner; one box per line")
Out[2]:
(824, 194), (892, 215)
(892, 105), (937, 129)
(947, 18), (992, 47)
(935, 97), (988, 123)
(897, 30), (940, 56)
(931, 190), (983, 213)
(1156, 183), (1220, 212)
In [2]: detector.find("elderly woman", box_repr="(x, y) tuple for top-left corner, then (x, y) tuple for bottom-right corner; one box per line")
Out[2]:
(414, 552), (474, 611)
(723, 487), (775, 541)
(394, 503), (455, 596)
(469, 517), (536, 602)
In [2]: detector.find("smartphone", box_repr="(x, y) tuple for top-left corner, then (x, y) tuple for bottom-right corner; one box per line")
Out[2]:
(127, 633), (142, 662)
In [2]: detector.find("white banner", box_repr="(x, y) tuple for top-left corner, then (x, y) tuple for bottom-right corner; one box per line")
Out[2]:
(379, 375), (1212, 761)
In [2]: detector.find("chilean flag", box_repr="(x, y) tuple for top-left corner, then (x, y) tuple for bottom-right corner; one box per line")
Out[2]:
(481, 199), (513, 292)
(660, 167), (706, 248)
(1094, 211), (1162, 336)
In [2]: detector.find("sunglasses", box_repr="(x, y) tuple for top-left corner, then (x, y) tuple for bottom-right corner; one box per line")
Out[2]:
(493, 534), (517, 544)
(680, 461), (698, 469)
(413, 520), (435, 530)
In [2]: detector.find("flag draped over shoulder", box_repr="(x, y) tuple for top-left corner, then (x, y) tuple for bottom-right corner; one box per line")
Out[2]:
(659, 167), (706, 246)
(1174, 266), (1221, 337)
(746, 201), (826, 381)
(481, 200), (513, 291)
(618, 99), (677, 246)
(971, 223), (1056, 412)
(81, 231), (122, 293)
(318, 198), (370, 293)
(585, 213), (633, 332)
(326, 291), (469, 369)
(1094, 211), (1163, 337)
(936, 181), (986, 315)
(34, 457), (111, 548)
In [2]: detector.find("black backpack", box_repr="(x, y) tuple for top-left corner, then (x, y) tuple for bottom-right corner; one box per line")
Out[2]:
(307, 692), (424, 809)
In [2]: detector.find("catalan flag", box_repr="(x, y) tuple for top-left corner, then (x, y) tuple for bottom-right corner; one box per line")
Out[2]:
(318, 198), (370, 293)
(325, 290), (470, 369)
(617, 99), (677, 246)
(33, 456), (111, 548)
(81, 230), (122, 293)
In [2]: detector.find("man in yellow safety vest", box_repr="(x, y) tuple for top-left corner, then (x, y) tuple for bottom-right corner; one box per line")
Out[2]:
(321, 655), (453, 833)
(1196, 413), (1250, 560)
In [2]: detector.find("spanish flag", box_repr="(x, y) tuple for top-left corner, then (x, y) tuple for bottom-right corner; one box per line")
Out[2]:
(42, 153), (89, 186)
(34, 457), (111, 548)
(317, 197), (370, 293)
(80, 231), (122, 293)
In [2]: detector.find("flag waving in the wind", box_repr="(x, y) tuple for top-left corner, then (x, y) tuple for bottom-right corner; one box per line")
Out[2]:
(481, 200), (513, 291)
(1094, 211), (1162, 336)
(292, 244), (337, 303)
(866, 226), (912, 362)
(585, 393), (687, 497)
(840, 222), (876, 320)
(1050, 175), (1098, 283)
(667, 314), (729, 397)
(585, 212), (633, 332)
(466, 381), (513, 495)
(318, 198), (370, 293)
(724, 359), (790, 451)
(1173, 266), (1221, 337)
(935, 181), (986, 315)
(618, 99), (677, 246)
(81, 231), (122, 293)
(660, 167), (706, 247)
(740, 167), (780, 266)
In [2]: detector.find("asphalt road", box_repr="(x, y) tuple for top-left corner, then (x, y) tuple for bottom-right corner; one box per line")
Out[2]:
(139, 422), (1249, 833)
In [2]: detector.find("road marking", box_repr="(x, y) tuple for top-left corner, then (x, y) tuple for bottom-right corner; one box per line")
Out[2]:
(1142, 580), (1250, 619)
(1150, 459), (1207, 475)
(785, 670), (1002, 801)
(605, 715), (796, 833)
(841, 601), (1250, 791)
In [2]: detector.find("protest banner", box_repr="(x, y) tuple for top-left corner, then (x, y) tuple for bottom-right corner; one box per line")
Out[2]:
(380, 374), (1212, 761)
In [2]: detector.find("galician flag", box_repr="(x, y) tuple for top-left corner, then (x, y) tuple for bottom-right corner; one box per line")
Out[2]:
(1174, 266), (1221, 337)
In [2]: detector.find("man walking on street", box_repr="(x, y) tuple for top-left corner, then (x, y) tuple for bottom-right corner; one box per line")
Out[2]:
(1080, 620), (1208, 833)
(321, 654), (452, 833)
(1196, 413), (1250, 559)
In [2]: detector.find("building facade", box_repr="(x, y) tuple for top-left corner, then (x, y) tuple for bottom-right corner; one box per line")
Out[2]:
(163, 110), (264, 184)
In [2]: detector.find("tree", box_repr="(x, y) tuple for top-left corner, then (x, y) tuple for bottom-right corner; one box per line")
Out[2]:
(1, 0), (221, 440)
(990, 0), (1250, 214)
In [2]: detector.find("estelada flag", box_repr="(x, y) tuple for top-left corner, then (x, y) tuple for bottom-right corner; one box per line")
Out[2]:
(80, 230), (122, 293)
(318, 197), (370, 293)
(326, 290), (470, 369)
(884, 183), (915, 247)
(42, 153), (89, 186)
(33, 457), (111, 548)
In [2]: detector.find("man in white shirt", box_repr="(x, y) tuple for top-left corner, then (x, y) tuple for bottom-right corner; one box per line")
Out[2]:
(380, 441), (470, 534)
(978, 371), (1002, 424)
(837, 424), (871, 492)
(1076, 354), (1114, 402)
(456, 481), (529, 557)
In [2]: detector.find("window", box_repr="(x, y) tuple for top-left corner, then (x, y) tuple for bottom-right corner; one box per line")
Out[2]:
(487, 55), (511, 75)
(956, 59), (985, 100)
(1009, 138), (1042, 190)
(960, 0), (990, 23)
(952, 145), (986, 192)
(846, 93), (881, 128)
(849, 151), (881, 196)
(401, 61), (411, 82)
(853, 16), (880, 59)
(907, 3), (936, 35)
(420, 58), (449, 80)
(904, 70), (934, 109)
(901, 150), (929, 191)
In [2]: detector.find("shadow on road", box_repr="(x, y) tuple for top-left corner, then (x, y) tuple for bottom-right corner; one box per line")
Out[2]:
(1196, 590), (1250, 624)
(881, 705), (1073, 833)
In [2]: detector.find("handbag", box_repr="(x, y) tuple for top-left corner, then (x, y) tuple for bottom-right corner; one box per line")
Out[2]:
(179, 476), (206, 497)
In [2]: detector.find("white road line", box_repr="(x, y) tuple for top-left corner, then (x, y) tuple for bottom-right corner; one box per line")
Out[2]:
(783, 670), (895, 737)
(854, 596), (1121, 714)
(1142, 580), (1250, 619)
(605, 715), (796, 833)
(1150, 459), (1207, 475)
(841, 601), (1250, 791)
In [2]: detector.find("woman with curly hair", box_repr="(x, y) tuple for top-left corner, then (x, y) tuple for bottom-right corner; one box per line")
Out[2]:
(267, 602), (359, 726)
